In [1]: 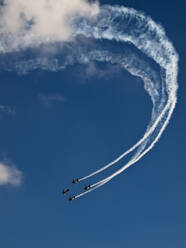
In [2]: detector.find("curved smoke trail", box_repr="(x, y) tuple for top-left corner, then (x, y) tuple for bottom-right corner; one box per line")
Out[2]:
(73, 5), (178, 198)
(0, 4), (178, 198)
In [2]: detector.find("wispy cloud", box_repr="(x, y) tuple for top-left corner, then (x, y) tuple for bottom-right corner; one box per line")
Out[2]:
(38, 94), (66, 106)
(0, 105), (16, 116)
(77, 62), (122, 82)
(0, 161), (23, 187)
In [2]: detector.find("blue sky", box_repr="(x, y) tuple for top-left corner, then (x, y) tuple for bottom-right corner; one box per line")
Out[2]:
(0, 1), (185, 247)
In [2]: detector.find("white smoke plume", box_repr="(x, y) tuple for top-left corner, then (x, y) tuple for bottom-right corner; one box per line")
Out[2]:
(0, 2), (178, 198)
(73, 5), (179, 198)
(0, 162), (23, 186)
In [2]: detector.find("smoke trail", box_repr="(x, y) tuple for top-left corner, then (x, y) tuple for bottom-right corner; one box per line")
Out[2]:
(74, 97), (176, 199)
(73, 5), (178, 196)
(78, 96), (169, 182)
(75, 98), (176, 199)
(0, 3), (178, 197)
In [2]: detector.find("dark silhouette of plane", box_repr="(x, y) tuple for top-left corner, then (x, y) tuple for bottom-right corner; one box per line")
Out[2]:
(72, 178), (79, 184)
(62, 189), (69, 195)
(69, 196), (76, 201)
(84, 185), (91, 191)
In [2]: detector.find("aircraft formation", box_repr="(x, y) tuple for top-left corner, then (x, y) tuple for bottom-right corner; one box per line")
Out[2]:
(62, 178), (91, 202)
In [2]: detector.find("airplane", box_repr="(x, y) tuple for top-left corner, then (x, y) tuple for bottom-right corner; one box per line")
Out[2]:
(72, 178), (79, 184)
(69, 196), (76, 201)
(84, 185), (91, 191)
(61, 189), (69, 195)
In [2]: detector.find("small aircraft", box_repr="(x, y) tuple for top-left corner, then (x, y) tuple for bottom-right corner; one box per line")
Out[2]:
(84, 185), (91, 191)
(62, 189), (69, 195)
(72, 178), (79, 184)
(69, 196), (76, 201)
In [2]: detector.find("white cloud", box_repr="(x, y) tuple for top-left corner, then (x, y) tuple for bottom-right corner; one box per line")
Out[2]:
(0, 162), (23, 186)
(39, 94), (66, 106)
(0, 0), (100, 52)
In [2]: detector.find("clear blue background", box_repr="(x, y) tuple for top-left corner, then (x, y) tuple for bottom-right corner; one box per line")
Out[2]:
(0, 0), (185, 247)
